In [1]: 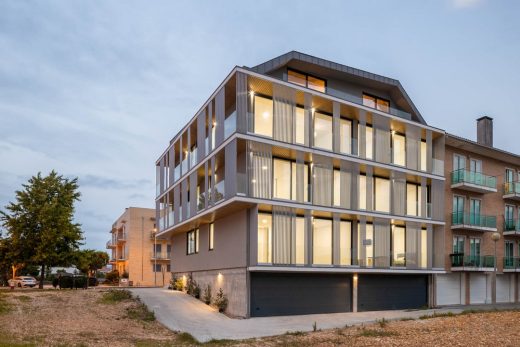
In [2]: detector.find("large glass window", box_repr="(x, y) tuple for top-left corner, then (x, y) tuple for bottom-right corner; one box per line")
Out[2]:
(273, 159), (291, 200)
(420, 141), (427, 171)
(209, 223), (214, 250)
(340, 221), (352, 266)
(187, 229), (199, 255)
(362, 93), (390, 113)
(291, 162), (309, 202)
(314, 112), (332, 150)
(288, 69), (326, 93)
(358, 125), (374, 159)
(358, 223), (374, 267)
(313, 218), (332, 265)
(258, 213), (272, 263)
(253, 95), (273, 137)
(421, 228), (428, 268)
(333, 170), (341, 206)
(406, 183), (422, 216)
(339, 118), (352, 154)
(392, 132), (406, 166)
(295, 217), (305, 265)
(295, 107), (305, 145)
(359, 175), (367, 210)
(375, 177), (390, 213)
(392, 225), (405, 266)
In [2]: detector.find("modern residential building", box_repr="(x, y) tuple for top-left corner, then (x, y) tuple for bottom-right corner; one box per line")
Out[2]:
(155, 51), (446, 317)
(107, 207), (171, 286)
(435, 117), (520, 305)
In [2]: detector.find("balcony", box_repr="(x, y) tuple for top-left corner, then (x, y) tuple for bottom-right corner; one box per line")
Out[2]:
(503, 257), (520, 271)
(150, 252), (171, 261)
(106, 240), (116, 249)
(504, 219), (520, 236)
(117, 232), (127, 242)
(503, 181), (520, 201)
(450, 254), (495, 271)
(450, 169), (497, 193)
(451, 212), (497, 232)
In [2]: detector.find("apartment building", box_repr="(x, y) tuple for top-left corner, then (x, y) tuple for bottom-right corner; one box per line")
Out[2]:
(155, 51), (447, 317)
(107, 207), (171, 286)
(435, 117), (520, 305)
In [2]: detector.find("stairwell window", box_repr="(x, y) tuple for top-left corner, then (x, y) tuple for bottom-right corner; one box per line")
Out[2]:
(288, 69), (326, 93)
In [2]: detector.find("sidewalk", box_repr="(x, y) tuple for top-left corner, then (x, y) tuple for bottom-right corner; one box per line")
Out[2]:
(132, 288), (520, 343)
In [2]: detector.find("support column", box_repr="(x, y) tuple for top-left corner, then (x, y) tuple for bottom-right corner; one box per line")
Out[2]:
(352, 274), (358, 313)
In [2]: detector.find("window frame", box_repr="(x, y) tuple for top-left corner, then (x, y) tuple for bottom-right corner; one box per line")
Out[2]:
(287, 68), (327, 93)
(362, 92), (390, 112)
(186, 229), (199, 255)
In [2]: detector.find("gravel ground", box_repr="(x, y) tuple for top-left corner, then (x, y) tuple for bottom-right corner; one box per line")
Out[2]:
(1, 288), (520, 346)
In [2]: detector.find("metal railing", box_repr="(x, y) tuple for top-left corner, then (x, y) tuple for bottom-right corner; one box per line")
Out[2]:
(505, 218), (520, 232)
(151, 252), (171, 260)
(451, 212), (497, 229)
(504, 181), (520, 195)
(504, 257), (520, 269)
(451, 169), (497, 189)
(450, 254), (495, 268)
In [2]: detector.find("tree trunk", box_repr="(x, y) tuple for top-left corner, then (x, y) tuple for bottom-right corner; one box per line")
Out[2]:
(39, 264), (45, 289)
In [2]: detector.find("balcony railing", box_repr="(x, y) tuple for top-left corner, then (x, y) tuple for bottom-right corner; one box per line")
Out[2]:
(151, 252), (171, 260)
(106, 240), (116, 249)
(451, 169), (497, 189)
(505, 219), (520, 232)
(451, 212), (497, 229)
(503, 257), (520, 270)
(504, 181), (520, 199)
(450, 254), (495, 268)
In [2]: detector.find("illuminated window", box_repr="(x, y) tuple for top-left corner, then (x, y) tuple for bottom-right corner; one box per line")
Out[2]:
(273, 159), (291, 200)
(420, 141), (427, 171)
(253, 95), (273, 137)
(363, 93), (390, 113)
(358, 223), (374, 267)
(209, 223), (214, 250)
(339, 118), (352, 154)
(392, 226), (405, 266)
(187, 229), (199, 255)
(392, 132), (406, 166)
(358, 124), (373, 159)
(314, 112), (332, 150)
(333, 169), (341, 206)
(258, 213), (272, 263)
(291, 162), (309, 202)
(375, 177), (390, 213)
(295, 107), (305, 144)
(340, 221), (352, 266)
(406, 183), (422, 216)
(313, 218), (332, 265)
(288, 69), (326, 93)
(421, 228), (428, 268)
(295, 217), (305, 265)
(359, 175), (367, 210)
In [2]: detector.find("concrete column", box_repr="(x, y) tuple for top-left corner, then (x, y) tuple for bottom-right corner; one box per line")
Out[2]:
(352, 274), (358, 312)
(465, 273), (471, 305)
(515, 273), (519, 303)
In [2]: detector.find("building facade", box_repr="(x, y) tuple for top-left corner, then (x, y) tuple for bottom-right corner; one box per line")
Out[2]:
(435, 117), (520, 305)
(156, 52), (447, 317)
(107, 207), (171, 286)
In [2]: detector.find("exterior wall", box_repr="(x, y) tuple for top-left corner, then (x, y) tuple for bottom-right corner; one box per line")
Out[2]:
(171, 209), (248, 272)
(175, 268), (248, 318)
(108, 207), (171, 287)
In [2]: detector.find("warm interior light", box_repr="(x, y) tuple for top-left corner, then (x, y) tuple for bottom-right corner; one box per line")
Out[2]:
(353, 274), (358, 281)
(311, 108), (315, 113)
(251, 179), (257, 183)
(249, 90), (255, 97)
(261, 166), (267, 170)
(262, 219), (267, 224)
(262, 111), (270, 119)
(391, 130), (396, 135)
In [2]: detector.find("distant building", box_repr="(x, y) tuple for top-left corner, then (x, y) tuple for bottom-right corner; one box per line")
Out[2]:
(106, 207), (171, 286)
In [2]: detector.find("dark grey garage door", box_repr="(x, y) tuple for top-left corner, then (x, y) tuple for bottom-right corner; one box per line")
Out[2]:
(250, 272), (351, 317)
(358, 274), (428, 312)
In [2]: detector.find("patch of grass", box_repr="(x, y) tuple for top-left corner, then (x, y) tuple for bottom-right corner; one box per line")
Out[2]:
(376, 318), (388, 328)
(176, 332), (199, 345)
(126, 302), (155, 322)
(285, 331), (305, 336)
(14, 295), (32, 302)
(419, 311), (455, 320)
(0, 332), (37, 347)
(399, 317), (415, 321)
(358, 328), (398, 338)
(99, 289), (132, 304)
(0, 296), (11, 315)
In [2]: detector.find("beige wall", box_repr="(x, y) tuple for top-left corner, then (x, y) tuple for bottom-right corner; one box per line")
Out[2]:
(171, 209), (249, 273)
(110, 207), (171, 286)
(445, 145), (520, 272)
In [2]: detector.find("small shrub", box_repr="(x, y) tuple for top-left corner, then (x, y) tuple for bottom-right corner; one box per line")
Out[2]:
(214, 288), (228, 313)
(358, 328), (397, 338)
(105, 270), (119, 284)
(176, 332), (199, 345)
(121, 271), (129, 279)
(203, 284), (212, 305)
(192, 282), (201, 299)
(419, 311), (455, 320)
(377, 318), (388, 328)
(100, 289), (133, 304)
(312, 321), (317, 332)
(174, 277), (184, 291)
(57, 275), (87, 289)
(126, 302), (155, 322)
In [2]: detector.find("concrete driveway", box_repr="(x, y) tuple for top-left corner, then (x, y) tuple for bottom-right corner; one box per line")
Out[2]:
(131, 288), (510, 343)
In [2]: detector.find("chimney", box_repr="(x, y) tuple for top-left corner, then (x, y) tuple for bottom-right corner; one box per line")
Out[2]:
(477, 116), (493, 147)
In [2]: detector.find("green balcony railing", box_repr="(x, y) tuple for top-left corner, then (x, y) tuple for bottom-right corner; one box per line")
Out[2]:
(504, 181), (520, 195)
(505, 218), (520, 232)
(451, 169), (497, 189)
(503, 257), (520, 269)
(451, 212), (497, 229)
(450, 254), (495, 268)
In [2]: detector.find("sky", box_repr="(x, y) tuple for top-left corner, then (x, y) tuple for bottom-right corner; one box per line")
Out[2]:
(0, 0), (519, 251)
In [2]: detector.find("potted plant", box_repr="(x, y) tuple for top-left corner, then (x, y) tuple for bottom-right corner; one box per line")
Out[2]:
(214, 288), (228, 313)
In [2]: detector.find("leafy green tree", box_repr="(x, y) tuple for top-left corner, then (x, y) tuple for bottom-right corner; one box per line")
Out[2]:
(0, 171), (83, 288)
(75, 249), (109, 277)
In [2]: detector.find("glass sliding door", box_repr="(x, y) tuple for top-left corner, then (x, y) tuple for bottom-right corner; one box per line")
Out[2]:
(392, 225), (405, 266)
(505, 241), (514, 268)
(374, 177), (390, 213)
(452, 236), (464, 266)
(295, 217), (305, 265)
(253, 95), (273, 137)
(339, 118), (352, 154)
(505, 205), (515, 230)
(469, 198), (481, 225)
(312, 218), (332, 265)
(313, 112), (333, 151)
(257, 213), (272, 264)
(452, 195), (464, 224)
(295, 107), (305, 145)
(469, 238), (481, 266)
(339, 221), (352, 266)
(273, 159), (291, 200)
(392, 132), (406, 166)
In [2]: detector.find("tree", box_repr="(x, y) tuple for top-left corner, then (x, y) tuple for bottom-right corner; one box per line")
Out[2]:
(0, 171), (83, 289)
(75, 249), (109, 277)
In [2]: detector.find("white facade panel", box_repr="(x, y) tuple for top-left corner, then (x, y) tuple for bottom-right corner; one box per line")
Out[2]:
(436, 273), (464, 305)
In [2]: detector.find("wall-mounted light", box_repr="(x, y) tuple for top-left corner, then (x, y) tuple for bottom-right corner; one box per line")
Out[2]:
(391, 130), (396, 136)
(353, 274), (358, 281)
(249, 91), (255, 97)
(217, 272), (223, 283)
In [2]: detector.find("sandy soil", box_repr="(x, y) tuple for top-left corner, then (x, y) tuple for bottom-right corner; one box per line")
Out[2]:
(1, 288), (520, 346)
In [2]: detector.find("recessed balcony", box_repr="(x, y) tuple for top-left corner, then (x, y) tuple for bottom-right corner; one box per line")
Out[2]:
(450, 254), (495, 271)
(451, 212), (497, 232)
(150, 252), (171, 261)
(450, 169), (497, 193)
(503, 257), (520, 271)
(504, 219), (520, 236)
(503, 182), (520, 201)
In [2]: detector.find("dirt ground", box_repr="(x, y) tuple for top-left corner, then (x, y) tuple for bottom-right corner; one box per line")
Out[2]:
(1, 288), (520, 347)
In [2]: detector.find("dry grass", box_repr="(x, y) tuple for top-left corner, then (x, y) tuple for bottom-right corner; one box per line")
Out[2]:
(1, 289), (520, 346)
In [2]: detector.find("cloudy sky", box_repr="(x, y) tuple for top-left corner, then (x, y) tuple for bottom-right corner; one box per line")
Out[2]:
(0, 0), (518, 250)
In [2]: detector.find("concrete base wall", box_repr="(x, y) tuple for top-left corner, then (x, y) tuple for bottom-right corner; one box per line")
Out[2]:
(174, 267), (248, 318)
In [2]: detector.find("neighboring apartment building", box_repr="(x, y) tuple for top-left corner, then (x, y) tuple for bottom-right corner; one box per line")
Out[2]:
(107, 207), (172, 286)
(435, 117), (520, 305)
(155, 51), (447, 317)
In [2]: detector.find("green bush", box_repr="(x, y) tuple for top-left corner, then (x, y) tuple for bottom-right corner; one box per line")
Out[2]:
(57, 275), (87, 289)
(203, 284), (212, 305)
(105, 270), (119, 284)
(100, 290), (133, 304)
(170, 276), (184, 291)
(214, 288), (228, 313)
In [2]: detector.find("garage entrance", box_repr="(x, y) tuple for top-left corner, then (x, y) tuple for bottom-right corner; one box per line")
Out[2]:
(250, 272), (352, 317)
